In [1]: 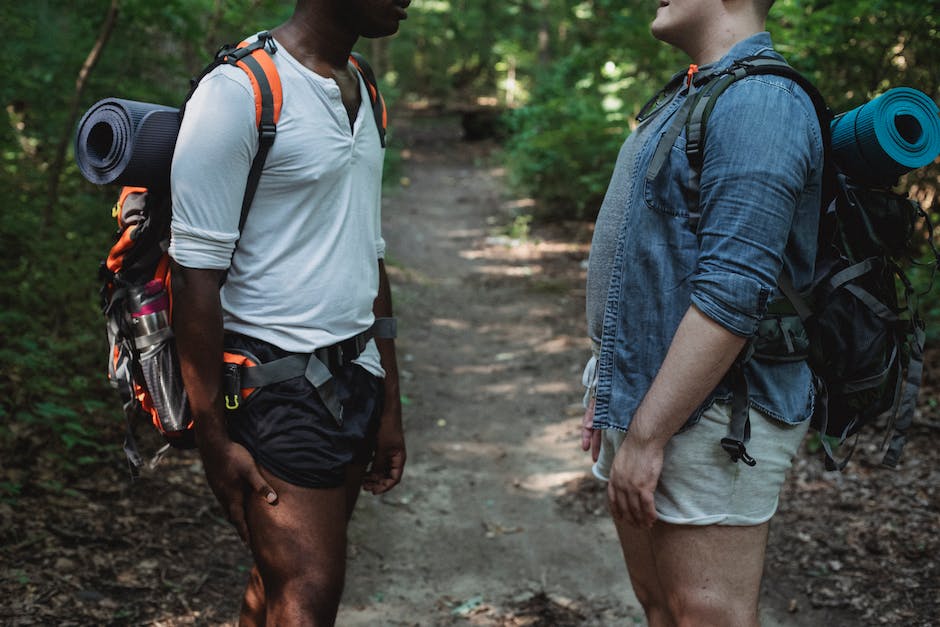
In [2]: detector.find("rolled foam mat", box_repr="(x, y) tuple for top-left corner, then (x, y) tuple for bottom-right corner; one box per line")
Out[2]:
(74, 98), (180, 189)
(831, 87), (940, 186)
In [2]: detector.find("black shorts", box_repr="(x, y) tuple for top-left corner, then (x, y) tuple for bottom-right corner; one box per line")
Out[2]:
(224, 333), (383, 489)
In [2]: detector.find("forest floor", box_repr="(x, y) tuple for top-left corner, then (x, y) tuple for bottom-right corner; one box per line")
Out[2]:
(1, 113), (938, 626)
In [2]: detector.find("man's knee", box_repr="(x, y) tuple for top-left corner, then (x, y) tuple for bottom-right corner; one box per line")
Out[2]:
(631, 578), (668, 614)
(266, 571), (346, 624)
(665, 587), (758, 627)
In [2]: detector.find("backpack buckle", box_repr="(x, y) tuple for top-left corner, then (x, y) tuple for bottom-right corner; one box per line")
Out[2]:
(720, 437), (757, 466)
(222, 362), (242, 410)
(259, 122), (277, 145)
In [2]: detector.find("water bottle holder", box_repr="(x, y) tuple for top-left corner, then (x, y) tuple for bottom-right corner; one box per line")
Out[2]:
(138, 340), (191, 435)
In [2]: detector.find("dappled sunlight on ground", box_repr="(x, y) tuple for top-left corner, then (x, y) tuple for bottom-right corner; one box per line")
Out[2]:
(516, 470), (588, 495)
(431, 316), (472, 331)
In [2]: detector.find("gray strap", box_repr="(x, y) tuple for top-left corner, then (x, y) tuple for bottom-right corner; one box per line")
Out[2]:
(882, 326), (925, 467)
(148, 443), (172, 471)
(305, 356), (343, 424)
(776, 273), (813, 321)
(645, 95), (696, 184)
(235, 320), (397, 424)
(123, 429), (144, 475)
(238, 352), (344, 424)
(720, 363), (757, 466)
(839, 346), (897, 394)
(372, 316), (397, 339)
(827, 258), (875, 292)
(844, 283), (898, 321)
(239, 353), (309, 387)
(813, 376), (861, 471)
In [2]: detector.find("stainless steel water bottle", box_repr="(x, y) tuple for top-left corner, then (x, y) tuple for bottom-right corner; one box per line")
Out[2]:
(128, 279), (170, 348)
(127, 279), (190, 435)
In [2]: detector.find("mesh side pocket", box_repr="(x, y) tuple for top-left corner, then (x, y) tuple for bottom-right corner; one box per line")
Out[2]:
(139, 340), (191, 434)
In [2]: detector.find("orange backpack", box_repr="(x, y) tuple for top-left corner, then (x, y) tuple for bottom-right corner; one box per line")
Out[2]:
(93, 33), (387, 472)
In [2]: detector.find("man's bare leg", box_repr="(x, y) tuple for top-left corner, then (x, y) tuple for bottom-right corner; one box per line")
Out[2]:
(615, 521), (676, 627)
(239, 464), (367, 626)
(240, 565), (266, 626)
(615, 517), (769, 627)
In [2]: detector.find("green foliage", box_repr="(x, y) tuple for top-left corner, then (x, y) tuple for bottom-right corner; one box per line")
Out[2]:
(494, 1), (684, 219)
(504, 53), (627, 219)
(0, 1), (291, 481)
(387, 0), (549, 103)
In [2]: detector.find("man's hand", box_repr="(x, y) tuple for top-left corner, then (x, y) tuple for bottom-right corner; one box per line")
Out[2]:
(607, 433), (663, 529)
(363, 406), (406, 494)
(201, 438), (278, 545)
(580, 396), (601, 462)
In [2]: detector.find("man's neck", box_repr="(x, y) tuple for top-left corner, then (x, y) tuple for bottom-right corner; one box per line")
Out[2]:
(272, 6), (358, 77)
(679, 3), (765, 66)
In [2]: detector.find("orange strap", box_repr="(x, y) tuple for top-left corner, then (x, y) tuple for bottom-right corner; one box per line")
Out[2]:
(234, 41), (283, 128)
(686, 64), (699, 89)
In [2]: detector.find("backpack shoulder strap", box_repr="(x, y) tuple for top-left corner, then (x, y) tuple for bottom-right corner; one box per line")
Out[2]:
(218, 32), (283, 231)
(349, 52), (388, 148)
(179, 32), (283, 233)
(679, 57), (837, 467)
(685, 55), (835, 185)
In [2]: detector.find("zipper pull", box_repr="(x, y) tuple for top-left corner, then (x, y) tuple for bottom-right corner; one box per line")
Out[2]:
(223, 362), (242, 411)
(685, 64), (699, 89)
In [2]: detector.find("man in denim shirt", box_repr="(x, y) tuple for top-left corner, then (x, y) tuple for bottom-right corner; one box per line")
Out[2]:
(580, 0), (823, 624)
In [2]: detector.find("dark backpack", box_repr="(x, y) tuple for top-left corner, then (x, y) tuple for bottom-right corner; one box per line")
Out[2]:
(80, 33), (387, 472)
(649, 56), (939, 470)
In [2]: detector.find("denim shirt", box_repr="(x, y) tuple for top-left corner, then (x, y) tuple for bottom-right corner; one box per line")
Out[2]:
(591, 33), (824, 432)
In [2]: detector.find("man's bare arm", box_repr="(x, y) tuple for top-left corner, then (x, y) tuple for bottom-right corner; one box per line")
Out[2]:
(171, 262), (277, 542)
(363, 259), (406, 494)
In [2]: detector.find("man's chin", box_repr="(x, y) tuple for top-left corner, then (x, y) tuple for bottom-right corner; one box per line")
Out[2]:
(649, 21), (676, 45)
(361, 22), (402, 39)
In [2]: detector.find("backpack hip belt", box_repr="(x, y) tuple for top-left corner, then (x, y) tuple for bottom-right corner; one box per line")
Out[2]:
(222, 317), (397, 424)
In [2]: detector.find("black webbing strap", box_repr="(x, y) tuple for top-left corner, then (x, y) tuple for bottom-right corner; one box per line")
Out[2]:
(721, 361), (757, 466)
(882, 324), (925, 467)
(776, 273), (813, 322)
(636, 68), (687, 124)
(232, 50), (278, 231)
(350, 51), (387, 148)
(213, 32), (280, 232)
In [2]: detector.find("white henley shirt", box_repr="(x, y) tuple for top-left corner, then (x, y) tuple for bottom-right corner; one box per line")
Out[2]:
(169, 37), (386, 376)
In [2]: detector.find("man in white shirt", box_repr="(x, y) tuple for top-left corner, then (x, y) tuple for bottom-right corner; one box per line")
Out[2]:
(169, 1), (409, 623)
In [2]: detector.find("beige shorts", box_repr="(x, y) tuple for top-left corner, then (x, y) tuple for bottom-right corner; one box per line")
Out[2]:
(592, 402), (810, 526)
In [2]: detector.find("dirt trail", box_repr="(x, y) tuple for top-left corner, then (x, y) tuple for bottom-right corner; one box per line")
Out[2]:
(335, 114), (812, 626)
(338, 115), (636, 625)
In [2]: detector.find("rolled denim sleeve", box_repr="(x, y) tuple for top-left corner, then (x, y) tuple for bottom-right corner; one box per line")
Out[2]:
(690, 76), (821, 337)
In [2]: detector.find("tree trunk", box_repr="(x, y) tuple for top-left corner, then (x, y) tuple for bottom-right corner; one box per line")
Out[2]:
(44, 0), (120, 229)
(370, 37), (389, 78)
(537, 0), (552, 66)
